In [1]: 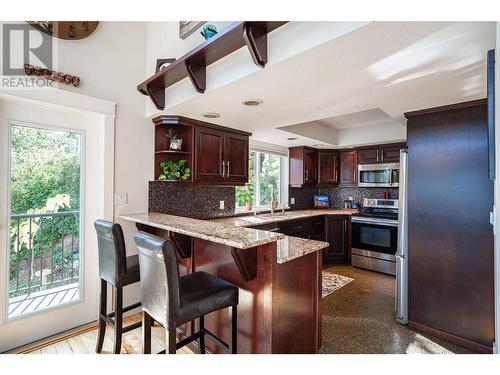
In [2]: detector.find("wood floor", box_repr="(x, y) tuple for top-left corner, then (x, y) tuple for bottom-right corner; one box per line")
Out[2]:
(20, 313), (194, 354)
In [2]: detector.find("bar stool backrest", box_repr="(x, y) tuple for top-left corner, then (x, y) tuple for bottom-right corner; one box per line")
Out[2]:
(94, 220), (127, 286)
(134, 231), (181, 328)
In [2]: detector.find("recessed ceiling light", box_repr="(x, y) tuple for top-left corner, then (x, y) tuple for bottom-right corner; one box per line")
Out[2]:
(202, 112), (220, 119)
(314, 144), (325, 147)
(287, 137), (298, 141)
(242, 99), (263, 107)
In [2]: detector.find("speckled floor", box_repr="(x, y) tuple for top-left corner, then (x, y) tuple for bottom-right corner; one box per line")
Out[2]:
(320, 265), (473, 354)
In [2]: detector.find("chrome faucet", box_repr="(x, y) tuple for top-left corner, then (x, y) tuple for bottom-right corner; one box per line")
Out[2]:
(270, 186), (275, 215)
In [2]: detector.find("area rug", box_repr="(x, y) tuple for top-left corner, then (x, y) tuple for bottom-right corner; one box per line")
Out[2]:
(322, 271), (354, 298)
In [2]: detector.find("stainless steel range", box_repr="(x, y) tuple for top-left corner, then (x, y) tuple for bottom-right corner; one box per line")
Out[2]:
(351, 198), (398, 275)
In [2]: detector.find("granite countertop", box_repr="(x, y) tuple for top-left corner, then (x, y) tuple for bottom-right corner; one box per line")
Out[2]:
(120, 209), (354, 264)
(210, 208), (358, 227)
(120, 212), (285, 250)
(275, 236), (329, 264)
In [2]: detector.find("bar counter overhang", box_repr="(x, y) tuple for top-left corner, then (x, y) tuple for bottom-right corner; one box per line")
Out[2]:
(120, 212), (328, 354)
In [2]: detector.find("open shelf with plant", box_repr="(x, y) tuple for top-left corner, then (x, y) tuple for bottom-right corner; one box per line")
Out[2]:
(154, 116), (194, 181)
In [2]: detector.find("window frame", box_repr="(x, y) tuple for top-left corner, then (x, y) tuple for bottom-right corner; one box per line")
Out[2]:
(236, 149), (289, 211)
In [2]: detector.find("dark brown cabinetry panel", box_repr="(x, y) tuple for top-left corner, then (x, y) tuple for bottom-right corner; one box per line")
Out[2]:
(357, 148), (379, 164)
(339, 151), (357, 186)
(318, 151), (339, 185)
(194, 126), (225, 182)
(357, 143), (405, 164)
(405, 99), (494, 353)
(381, 146), (401, 162)
(224, 132), (249, 183)
(324, 216), (349, 264)
(289, 146), (317, 186)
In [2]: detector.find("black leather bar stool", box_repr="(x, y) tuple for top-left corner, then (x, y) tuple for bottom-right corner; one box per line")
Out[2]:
(134, 231), (239, 354)
(94, 220), (142, 354)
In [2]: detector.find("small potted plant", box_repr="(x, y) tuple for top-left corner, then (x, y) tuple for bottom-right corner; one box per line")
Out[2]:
(236, 183), (254, 211)
(164, 129), (183, 151)
(158, 160), (191, 181)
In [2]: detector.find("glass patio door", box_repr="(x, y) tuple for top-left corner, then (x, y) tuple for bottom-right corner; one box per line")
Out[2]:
(0, 96), (107, 353)
(7, 124), (82, 320)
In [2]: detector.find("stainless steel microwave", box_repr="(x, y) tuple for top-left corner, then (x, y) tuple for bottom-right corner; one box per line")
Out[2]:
(358, 163), (400, 187)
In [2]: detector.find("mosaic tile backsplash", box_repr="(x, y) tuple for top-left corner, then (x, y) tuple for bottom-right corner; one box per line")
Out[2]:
(149, 182), (236, 219)
(317, 186), (399, 209)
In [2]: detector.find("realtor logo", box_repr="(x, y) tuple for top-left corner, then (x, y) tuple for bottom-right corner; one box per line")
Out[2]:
(1, 22), (57, 89)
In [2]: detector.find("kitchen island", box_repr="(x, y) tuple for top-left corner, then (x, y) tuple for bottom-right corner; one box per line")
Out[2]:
(120, 211), (329, 354)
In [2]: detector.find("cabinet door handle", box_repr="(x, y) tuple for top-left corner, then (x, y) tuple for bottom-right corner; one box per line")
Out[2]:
(221, 161), (225, 178)
(376, 149), (380, 162)
(380, 150), (384, 162)
(335, 170), (338, 183)
(226, 161), (230, 178)
(305, 169), (309, 182)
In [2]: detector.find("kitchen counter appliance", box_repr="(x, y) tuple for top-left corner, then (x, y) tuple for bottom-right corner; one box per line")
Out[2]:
(351, 198), (399, 275)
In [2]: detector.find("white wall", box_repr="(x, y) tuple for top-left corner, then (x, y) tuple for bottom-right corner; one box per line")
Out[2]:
(145, 21), (370, 117)
(1, 21), (152, 307)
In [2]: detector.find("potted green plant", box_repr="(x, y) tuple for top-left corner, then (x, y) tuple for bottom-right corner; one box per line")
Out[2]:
(164, 128), (182, 151)
(236, 183), (254, 211)
(158, 159), (191, 181)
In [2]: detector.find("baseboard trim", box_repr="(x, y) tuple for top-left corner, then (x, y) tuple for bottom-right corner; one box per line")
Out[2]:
(408, 320), (493, 354)
(5, 320), (99, 354)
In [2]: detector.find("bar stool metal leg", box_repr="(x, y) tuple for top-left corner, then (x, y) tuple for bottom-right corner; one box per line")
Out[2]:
(142, 312), (152, 354)
(95, 278), (107, 353)
(113, 287), (123, 354)
(229, 305), (237, 354)
(199, 316), (206, 354)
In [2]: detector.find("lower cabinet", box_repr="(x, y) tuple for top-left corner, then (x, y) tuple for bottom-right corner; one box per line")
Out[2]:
(324, 216), (349, 264)
(254, 215), (350, 265)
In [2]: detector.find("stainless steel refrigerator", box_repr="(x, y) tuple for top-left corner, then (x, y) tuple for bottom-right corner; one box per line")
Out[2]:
(396, 148), (408, 324)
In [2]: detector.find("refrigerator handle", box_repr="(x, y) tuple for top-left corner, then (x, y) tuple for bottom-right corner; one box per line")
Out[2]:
(397, 149), (408, 258)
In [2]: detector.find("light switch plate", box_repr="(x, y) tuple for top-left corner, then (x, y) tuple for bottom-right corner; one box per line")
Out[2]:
(114, 192), (128, 205)
(290, 197), (295, 204)
(219, 200), (225, 210)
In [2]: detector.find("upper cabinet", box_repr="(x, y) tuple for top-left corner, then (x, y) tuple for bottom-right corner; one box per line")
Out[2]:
(318, 151), (340, 185)
(154, 116), (250, 186)
(289, 146), (317, 187)
(357, 143), (406, 164)
(339, 150), (358, 186)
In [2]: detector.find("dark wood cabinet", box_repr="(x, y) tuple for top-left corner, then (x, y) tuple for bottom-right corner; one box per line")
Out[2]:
(324, 216), (349, 264)
(318, 151), (339, 185)
(405, 99), (494, 353)
(381, 146), (401, 163)
(223, 132), (249, 183)
(154, 116), (250, 186)
(194, 126), (225, 182)
(195, 126), (249, 184)
(357, 148), (379, 164)
(357, 143), (405, 164)
(289, 146), (317, 186)
(339, 150), (357, 186)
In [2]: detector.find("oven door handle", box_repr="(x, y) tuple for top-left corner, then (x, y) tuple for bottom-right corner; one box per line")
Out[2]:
(351, 217), (398, 227)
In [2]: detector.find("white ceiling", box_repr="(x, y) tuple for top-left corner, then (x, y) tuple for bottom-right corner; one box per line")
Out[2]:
(165, 21), (496, 148)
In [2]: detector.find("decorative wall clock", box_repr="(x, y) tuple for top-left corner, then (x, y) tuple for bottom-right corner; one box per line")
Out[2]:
(27, 21), (99, 40)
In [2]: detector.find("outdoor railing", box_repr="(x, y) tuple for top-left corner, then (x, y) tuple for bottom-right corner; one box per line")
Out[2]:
(9, 211), (80, 298)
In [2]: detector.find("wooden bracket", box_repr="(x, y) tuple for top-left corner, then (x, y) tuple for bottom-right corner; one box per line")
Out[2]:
(185, 59), (206, 93)
(243, 22), (268, 68)
(230, 247), (257, 281)
(145, 82), (165, 110)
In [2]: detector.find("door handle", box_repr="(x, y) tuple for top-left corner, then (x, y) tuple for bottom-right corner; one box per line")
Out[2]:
(226, 161), (230, 178)
(221, 161), (225, 178)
